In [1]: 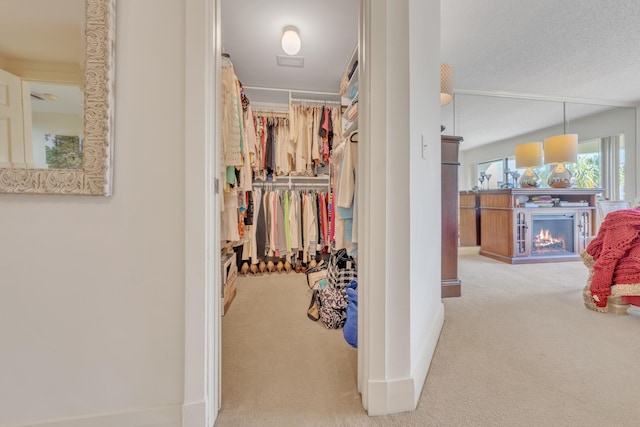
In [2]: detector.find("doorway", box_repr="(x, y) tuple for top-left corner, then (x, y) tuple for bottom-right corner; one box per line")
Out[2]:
(183, 1), (445, 423)
(215, 0), (362, 421)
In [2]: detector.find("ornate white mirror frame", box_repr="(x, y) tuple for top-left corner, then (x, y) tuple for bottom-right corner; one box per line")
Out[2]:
(0, 0), (115, 196)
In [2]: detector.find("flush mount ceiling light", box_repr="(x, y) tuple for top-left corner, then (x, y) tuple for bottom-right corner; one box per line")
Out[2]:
(281, 26), (301, 56)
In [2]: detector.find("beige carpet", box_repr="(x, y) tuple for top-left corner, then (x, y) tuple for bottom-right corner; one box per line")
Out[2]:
(215, 252), (640, 426)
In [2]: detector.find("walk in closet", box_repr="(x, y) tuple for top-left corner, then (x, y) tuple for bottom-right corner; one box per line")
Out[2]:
(217, 0), (361, 415)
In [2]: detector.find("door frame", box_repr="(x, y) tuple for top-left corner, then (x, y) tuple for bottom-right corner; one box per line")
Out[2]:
(183, 0), (368, 424)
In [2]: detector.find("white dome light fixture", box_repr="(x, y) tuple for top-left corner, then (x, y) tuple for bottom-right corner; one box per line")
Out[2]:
(281, 26), (301, 56)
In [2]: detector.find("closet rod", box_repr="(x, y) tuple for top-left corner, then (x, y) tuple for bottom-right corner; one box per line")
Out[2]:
(252, 182), (330, 190)
(243, 85), (340, 97)
(252, 181), (330, 186)
(253, 175), (330, 190)
(253, 175), (329, 184)
(252, 109), (289, 117)
(290, 97), (342, 105)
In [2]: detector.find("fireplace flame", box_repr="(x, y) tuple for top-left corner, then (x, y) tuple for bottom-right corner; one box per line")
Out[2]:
(534, 228), (566, 251)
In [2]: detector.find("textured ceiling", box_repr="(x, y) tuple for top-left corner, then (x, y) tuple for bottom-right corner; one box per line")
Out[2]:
(442, 0), (640, 104)
(441, 0), (640, 149)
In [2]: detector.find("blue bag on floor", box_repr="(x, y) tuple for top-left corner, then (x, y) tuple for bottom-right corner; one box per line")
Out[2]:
(343, 280), (358, 348)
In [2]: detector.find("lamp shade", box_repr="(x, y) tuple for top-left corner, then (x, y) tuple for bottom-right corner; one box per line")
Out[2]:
(440, 63), (453, 106)
(543, 134), (578, 164)
(515, 141), (543, 168)
(281, 26), (301, 55)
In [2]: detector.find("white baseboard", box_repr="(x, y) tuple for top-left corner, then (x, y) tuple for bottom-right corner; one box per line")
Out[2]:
(12, 405), (182, 427)
(412, 302), (445, 401)
(181, 399), (207, 427)
(367, 376), (416, 416)
(366, 302), (445, 416)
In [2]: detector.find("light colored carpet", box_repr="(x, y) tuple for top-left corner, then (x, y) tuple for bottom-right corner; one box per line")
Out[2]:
(215, 253), (640, 426)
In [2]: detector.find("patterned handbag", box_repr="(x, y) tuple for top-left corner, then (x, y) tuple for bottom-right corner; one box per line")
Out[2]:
(306, 260), (328, 290)
(318, 287), (348, 329)
(327, 248), (358, 289)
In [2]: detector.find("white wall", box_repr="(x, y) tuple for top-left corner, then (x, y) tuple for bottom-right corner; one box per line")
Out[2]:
(0, 1), (185, 425)
(407, 0), (445, 401)
(1, 0), (447, 423)
(361, 0), (443, 415)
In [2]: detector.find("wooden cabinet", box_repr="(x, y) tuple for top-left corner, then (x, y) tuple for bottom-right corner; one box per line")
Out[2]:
(459, 191), (480, 246)
(441, 135), (462, 298)
(478, 188), (601, 264)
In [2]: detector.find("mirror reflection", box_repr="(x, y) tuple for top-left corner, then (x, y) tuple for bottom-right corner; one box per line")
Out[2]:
(0, 0), (84, 170)
(447, 93), (636, 200)
(29, 81), (84, 169)
(0, 0), (114, 196)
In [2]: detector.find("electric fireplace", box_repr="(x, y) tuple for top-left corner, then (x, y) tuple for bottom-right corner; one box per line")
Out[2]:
(478, 188), (601, 264)
(531, 213), (575, 256)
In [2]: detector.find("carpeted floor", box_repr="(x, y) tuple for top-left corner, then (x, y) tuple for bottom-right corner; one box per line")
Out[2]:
(215, 252), (640, 426)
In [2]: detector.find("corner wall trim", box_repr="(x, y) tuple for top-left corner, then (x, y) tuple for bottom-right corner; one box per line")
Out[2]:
(367, 376), (416, 416)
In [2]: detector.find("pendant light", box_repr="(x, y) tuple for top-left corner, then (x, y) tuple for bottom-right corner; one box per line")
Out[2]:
(440, 63), (454, 106)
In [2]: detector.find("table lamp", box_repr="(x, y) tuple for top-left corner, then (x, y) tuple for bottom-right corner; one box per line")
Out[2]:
(515, 141), (543, 188)
(544, 134), (578, 188)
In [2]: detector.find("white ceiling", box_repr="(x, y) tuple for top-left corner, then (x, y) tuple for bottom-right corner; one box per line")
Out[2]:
(441, 0), (640, 149)
(0, 0), (84, 65)
(221, 0), (359, 104)
(222, 0), (640, 150)
(4, 1), (639, 150)
(0, 0), (84, 117)
(442, 0), (640, 104)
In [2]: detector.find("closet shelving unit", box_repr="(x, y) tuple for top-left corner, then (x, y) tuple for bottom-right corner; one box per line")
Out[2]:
(340, 46), (359, 137)
(244, 86), (342, 109)
(252, 175), (330, 190)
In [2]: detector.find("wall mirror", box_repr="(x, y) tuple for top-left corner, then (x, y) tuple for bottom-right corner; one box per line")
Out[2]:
(445, 93), (636, 198)
(0, 0), (115, 195)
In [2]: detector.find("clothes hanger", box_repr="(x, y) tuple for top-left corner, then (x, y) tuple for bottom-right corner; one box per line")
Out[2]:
(349, 130), (358, 144)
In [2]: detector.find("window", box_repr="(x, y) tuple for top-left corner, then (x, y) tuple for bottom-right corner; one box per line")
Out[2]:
(567, 134), (624, 199)
(477, 159), (506, 189)
(500, 134), (625, 197)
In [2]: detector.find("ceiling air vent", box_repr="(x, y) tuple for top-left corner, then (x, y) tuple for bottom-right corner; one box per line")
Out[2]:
(276, 55), (304, 68)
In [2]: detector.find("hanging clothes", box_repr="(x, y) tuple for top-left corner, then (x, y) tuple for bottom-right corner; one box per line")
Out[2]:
(221, 189), (240, 243)
(247, 185), (329, 264)
(221, 55), (243, 185)
(311, 107), (321, 164)
(240, 104), (257, 192)
(252, 104), (341, 177)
